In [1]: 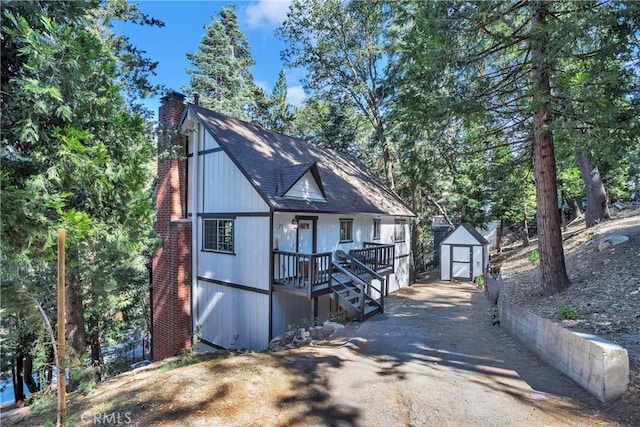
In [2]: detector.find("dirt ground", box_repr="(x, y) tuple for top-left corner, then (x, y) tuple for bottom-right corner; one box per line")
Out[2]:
(3, 279), (639, 426)
(2, 206), (639, 426)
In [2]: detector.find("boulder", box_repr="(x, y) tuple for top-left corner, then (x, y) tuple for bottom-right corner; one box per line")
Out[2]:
(597, 235), (629, 252)
(485, 274), (502, 306)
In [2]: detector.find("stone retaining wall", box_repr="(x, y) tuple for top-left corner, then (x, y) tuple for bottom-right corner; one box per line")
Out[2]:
(500, 297), (629, 402)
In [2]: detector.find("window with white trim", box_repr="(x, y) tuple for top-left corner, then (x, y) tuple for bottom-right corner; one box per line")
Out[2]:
(203, 218), (234, 253)
(339, 218), (353, 243)
(394, 219), (406, 242)
(373, 219), (381, 240)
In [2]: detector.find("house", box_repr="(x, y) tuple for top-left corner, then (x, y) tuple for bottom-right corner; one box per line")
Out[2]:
(152, 92), (415, 360)
(439, 223), (489, 282)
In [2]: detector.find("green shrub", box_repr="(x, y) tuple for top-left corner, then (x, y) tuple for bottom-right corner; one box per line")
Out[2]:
(528, 249), (540, 266)
(557, 300), (579, 320)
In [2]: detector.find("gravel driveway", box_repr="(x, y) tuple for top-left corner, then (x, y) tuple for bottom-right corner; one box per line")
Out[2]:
(300, 281), (624, 426)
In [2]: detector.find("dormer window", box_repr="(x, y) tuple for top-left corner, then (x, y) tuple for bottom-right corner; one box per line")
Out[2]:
(283, 170), (326, 202)
(279, 162), (327, 203)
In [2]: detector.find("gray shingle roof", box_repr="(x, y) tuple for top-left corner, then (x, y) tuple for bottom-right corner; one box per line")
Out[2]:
(187, 104), (415, 217)
(442, 223), (489, 245)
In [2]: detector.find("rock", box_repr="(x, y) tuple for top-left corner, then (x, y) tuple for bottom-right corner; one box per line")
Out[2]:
(597, 235), (629, 252)
(485, 274), (502, 306)
(323, 321), (344, 334)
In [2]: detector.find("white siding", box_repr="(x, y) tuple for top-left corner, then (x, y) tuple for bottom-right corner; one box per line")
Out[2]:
(441, 246), (451, 280)
(283, 170), (326, 202)
(201, 150), (269, 213)
(440, 225), (489, 281)
(390, 219), (411, 291)
(204, 131), (219, 150)
(192, 125), (271, 351)
(273, 212), (389, 254)
(195, 281), (269, 350)
(197, 216), (270, 291)
(272, 212), (411, 304)
(473, 245), (484, 280)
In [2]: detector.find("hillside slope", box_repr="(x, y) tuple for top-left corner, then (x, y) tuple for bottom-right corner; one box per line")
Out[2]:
(499, 204), (640, 409)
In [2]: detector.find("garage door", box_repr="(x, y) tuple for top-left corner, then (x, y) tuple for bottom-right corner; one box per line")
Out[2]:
(451, 246), (472, 280)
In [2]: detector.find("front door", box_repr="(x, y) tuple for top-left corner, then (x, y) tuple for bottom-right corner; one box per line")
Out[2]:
(297, 219), (314, 254)
(451, 245), (473, 280)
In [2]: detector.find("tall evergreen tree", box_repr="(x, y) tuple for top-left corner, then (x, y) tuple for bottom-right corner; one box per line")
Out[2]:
(290, 98), (368, 156)
(1, 0), (159, 398)
(267, 70), (295, 133)
(279, 0), (399, 189)
(219, 6), (254, 75)
(392, 0), (639, 294)
(185, 6), (256, 120)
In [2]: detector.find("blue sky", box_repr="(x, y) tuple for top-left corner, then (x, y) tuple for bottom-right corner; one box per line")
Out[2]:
(114, 1), (306, 114)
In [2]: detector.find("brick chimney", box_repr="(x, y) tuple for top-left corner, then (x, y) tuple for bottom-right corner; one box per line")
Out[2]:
(152, 91), (192, 361)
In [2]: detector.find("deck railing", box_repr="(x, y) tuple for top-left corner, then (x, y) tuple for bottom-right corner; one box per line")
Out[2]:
(273, 250), (332, 296)
(349, 242), (395, 273)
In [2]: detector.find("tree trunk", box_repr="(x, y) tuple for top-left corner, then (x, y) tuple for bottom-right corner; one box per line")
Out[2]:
(23, 354), (39, 394)
(568, 198), (581, 220)
(576, 152), (610, 228)
(522, 195), (530, 247)
(375, 119), (395, 191)
(90, 333), (100, 367)
(13, 354), (25, 406)
(496, 218), (503, 253)
(531, 0), (569, 295)
(66, 275), (86, 357)
(410, 189), (425, 279)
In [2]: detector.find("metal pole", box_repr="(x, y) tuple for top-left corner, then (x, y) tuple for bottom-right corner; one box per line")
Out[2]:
(57, 229), (66, 426)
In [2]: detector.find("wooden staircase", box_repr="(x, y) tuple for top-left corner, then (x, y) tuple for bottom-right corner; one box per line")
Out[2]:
(330, 256), (385, 321)
(272, 245), (393, 321)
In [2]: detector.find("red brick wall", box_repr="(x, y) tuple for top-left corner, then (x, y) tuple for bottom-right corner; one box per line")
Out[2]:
(152, 92), (192, 361)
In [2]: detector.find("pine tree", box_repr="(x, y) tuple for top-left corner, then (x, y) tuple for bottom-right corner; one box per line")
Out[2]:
(392, 0), (639, 293)
(185, 6), (256, 120)
(279, 0), (399, 189)
(1, 0), (159, 397)
(267, 70), (294, 133)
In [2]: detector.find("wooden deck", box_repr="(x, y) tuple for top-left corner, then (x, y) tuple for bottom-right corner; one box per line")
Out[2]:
(272, 244), (394, 320)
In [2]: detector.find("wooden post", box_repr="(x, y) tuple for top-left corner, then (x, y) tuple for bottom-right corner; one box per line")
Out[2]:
(57, 229), (66, 426)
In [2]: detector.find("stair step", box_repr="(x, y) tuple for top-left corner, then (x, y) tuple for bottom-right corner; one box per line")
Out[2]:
(352, 300), (380, 310)
(365, 305), (379, 314)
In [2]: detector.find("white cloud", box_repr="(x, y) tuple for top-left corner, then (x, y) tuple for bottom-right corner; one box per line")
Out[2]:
(244, 0), (291, 30)
(286, 85), (306, 107)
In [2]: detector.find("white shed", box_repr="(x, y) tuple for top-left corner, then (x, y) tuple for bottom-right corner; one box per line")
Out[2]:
(440, 223), (489, 281)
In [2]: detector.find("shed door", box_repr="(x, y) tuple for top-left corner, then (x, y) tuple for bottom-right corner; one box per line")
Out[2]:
(451, 245), (473, 280)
